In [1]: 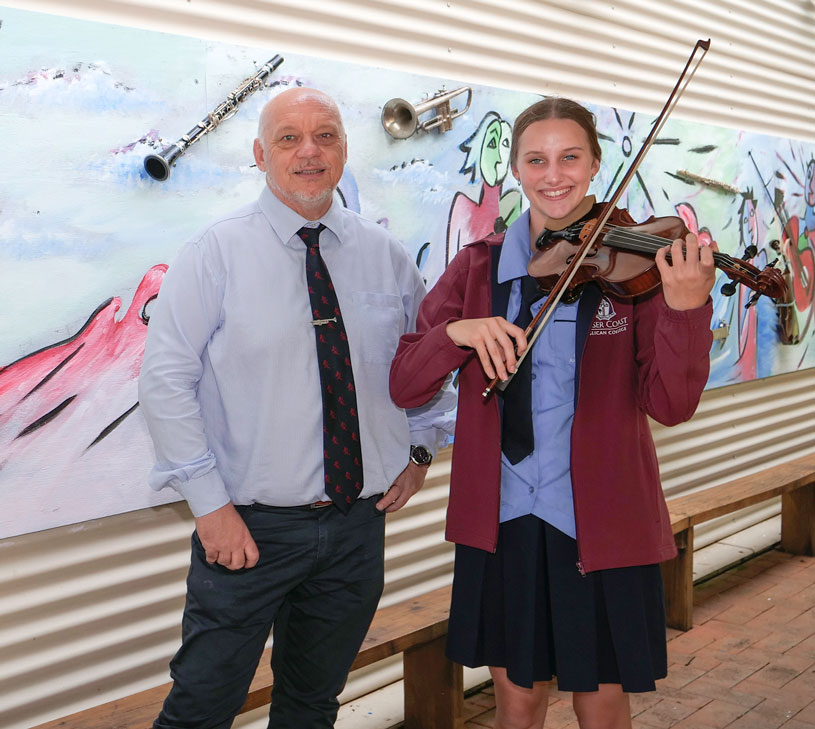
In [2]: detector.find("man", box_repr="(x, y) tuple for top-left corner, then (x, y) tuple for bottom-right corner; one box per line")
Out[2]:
(139, 87), (454, 729)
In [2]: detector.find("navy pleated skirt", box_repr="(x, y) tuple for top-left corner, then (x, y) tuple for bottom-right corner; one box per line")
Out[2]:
(446, 514), (667, 692)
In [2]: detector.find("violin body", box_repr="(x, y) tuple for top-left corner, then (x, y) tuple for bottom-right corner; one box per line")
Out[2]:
(529, 204), (688, 299)
(528, 202), (787, 303)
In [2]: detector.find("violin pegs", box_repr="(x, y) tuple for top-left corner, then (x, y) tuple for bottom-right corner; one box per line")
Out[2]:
(744, 291), (762, 309)
(535, 229), (555, 250)
(720, 281), (738, 297)
(743, 245), (757, 259)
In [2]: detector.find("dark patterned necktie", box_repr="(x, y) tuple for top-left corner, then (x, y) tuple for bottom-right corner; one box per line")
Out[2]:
(500, 275), (544, 465)
(300, 224), (363, 513)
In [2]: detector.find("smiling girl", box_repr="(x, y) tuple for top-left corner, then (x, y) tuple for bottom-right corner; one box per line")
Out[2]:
(390, 97), (716, 729)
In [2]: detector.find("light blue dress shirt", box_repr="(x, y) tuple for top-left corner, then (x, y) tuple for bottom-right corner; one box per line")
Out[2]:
(496, 211), (578, 537)
(139, 186), (455, 517)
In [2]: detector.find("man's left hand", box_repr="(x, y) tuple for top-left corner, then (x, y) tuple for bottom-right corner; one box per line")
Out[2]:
(376, 461), (429, 513)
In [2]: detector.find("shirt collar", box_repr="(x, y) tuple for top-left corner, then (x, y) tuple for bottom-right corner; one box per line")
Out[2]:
(257, 185), (346, 247)
(497, 209), (532, 283)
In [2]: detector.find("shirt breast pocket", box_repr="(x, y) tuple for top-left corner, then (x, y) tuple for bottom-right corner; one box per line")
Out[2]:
(537, 315), (577, 408)
(351, 291), (404, 364)
(549, 317), (577, 368)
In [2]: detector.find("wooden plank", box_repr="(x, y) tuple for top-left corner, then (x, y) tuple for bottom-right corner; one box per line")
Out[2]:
(781, 483), (815, 556)
(661, 528), (694, 631)
(667, 453), (815, 529)
(669, 514), (691, 536)
(403, 634), (463, 729)
(350, 585), (453, 667)
(241, 585), (452, 711)
(28, 686), (170, 729)
(31, 585), (454, 729)
(661, 453), (815, 632)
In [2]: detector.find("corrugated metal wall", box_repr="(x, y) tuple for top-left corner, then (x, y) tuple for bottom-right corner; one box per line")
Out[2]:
(1, 1), (814, 727)
(5, 0), (814, 140)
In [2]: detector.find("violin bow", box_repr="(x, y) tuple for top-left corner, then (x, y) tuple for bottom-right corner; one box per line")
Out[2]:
(483, 39), (711, 399)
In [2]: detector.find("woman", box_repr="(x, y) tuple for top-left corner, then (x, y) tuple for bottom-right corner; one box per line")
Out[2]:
(389, 98), (716, 729)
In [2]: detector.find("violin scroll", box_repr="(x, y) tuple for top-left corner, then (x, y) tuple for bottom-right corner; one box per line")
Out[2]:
(716, 255), (787, 305)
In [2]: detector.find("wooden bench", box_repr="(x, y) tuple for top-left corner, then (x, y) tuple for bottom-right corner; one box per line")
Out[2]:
(661, 451), (815, 631)
(31, 585), (461, 729)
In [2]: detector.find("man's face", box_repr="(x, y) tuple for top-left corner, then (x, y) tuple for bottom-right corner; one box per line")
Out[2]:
(254, 95), (347, 219)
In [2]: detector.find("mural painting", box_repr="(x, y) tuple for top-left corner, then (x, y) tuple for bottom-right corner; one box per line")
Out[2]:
(445, 111), (521, 267)
(0, 7), (813, 538)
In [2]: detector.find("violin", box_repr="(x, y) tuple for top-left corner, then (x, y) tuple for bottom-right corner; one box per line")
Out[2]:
(528, 202), (787, 302)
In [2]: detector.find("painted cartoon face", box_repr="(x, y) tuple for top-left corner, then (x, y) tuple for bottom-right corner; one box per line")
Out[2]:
(254, 93), (347, 219)
(479, 119), (511, 187)
(512, 118), (600, 231)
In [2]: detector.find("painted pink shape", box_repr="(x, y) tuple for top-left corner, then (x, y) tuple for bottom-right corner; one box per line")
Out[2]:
(782, 217), (815, 314)
(0, 265), (167, 453)
(674, 203), (714, 249)
(445, 183), (502, 267)
(676, 202), (756, 381)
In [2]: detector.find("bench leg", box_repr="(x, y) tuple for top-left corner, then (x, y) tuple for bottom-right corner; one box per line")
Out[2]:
(403, 634), (463, 729)
(781, 483), (815, 556)
(661, 528), (694, 631)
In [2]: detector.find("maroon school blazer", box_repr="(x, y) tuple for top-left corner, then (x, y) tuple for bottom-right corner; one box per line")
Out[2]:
(390, 234), (713, 573)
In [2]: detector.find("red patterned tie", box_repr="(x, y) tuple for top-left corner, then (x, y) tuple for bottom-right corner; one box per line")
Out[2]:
(300, 224), (363, 513)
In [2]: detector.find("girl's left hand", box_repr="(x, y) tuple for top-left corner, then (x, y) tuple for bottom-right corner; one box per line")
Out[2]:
(655, 233), (718, 311)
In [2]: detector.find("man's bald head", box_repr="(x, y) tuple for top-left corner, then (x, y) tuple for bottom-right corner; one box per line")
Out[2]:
(258, 88), (345, 144)
(253, 88), (348, 220)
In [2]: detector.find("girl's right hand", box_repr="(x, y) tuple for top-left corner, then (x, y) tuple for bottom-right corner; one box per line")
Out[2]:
(446, 317), (528, 381)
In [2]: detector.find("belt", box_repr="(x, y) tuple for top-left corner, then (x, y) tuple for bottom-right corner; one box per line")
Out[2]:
(249, 500), (335, 512)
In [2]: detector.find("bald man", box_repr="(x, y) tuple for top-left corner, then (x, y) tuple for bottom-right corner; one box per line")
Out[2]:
(139, 88), (455, 729)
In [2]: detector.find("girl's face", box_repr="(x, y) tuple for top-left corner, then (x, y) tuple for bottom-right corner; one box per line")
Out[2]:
(512, 117), (600, 233)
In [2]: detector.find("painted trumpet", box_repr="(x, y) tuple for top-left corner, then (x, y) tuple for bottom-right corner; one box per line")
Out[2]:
(381, 86), (472, 139)
(144, 55), (284, 181)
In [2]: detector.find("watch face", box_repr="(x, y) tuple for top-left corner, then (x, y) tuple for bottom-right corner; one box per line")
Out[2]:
(411, 445), (432, 465)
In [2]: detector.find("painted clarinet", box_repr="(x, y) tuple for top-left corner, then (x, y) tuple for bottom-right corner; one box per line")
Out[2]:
(144, 54), (284, 181)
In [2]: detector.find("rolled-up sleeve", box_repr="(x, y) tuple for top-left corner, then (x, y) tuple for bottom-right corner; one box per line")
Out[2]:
(138, 238), (231, 517)
(406, 383), (456, 455)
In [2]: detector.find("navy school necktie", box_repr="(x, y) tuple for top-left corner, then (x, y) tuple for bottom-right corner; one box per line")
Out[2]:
(299, 224), (363, 512)
(500, 275), (544, 465)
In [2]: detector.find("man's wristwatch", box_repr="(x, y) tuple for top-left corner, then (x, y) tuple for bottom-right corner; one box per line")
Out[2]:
(409, 444), (433, 467)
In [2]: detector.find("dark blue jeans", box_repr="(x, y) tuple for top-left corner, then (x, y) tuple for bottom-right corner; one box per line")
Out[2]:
(153, 496), (386, 729)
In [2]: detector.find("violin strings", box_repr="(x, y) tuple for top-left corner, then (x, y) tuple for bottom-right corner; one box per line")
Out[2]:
(592, 225), (746, 271)
(560, 223), (757, 277)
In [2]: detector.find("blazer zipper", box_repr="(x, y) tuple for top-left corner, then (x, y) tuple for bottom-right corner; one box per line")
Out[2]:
(571, 291), (601, 577)
(572, 337), (587, 578)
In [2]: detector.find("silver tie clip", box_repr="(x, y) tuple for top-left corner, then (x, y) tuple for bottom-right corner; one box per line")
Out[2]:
(311, 317), (338, 326)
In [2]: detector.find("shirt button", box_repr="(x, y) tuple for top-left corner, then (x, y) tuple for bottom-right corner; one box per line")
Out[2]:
(528, 486), (534, 494)
(531, 373), (537, 380)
